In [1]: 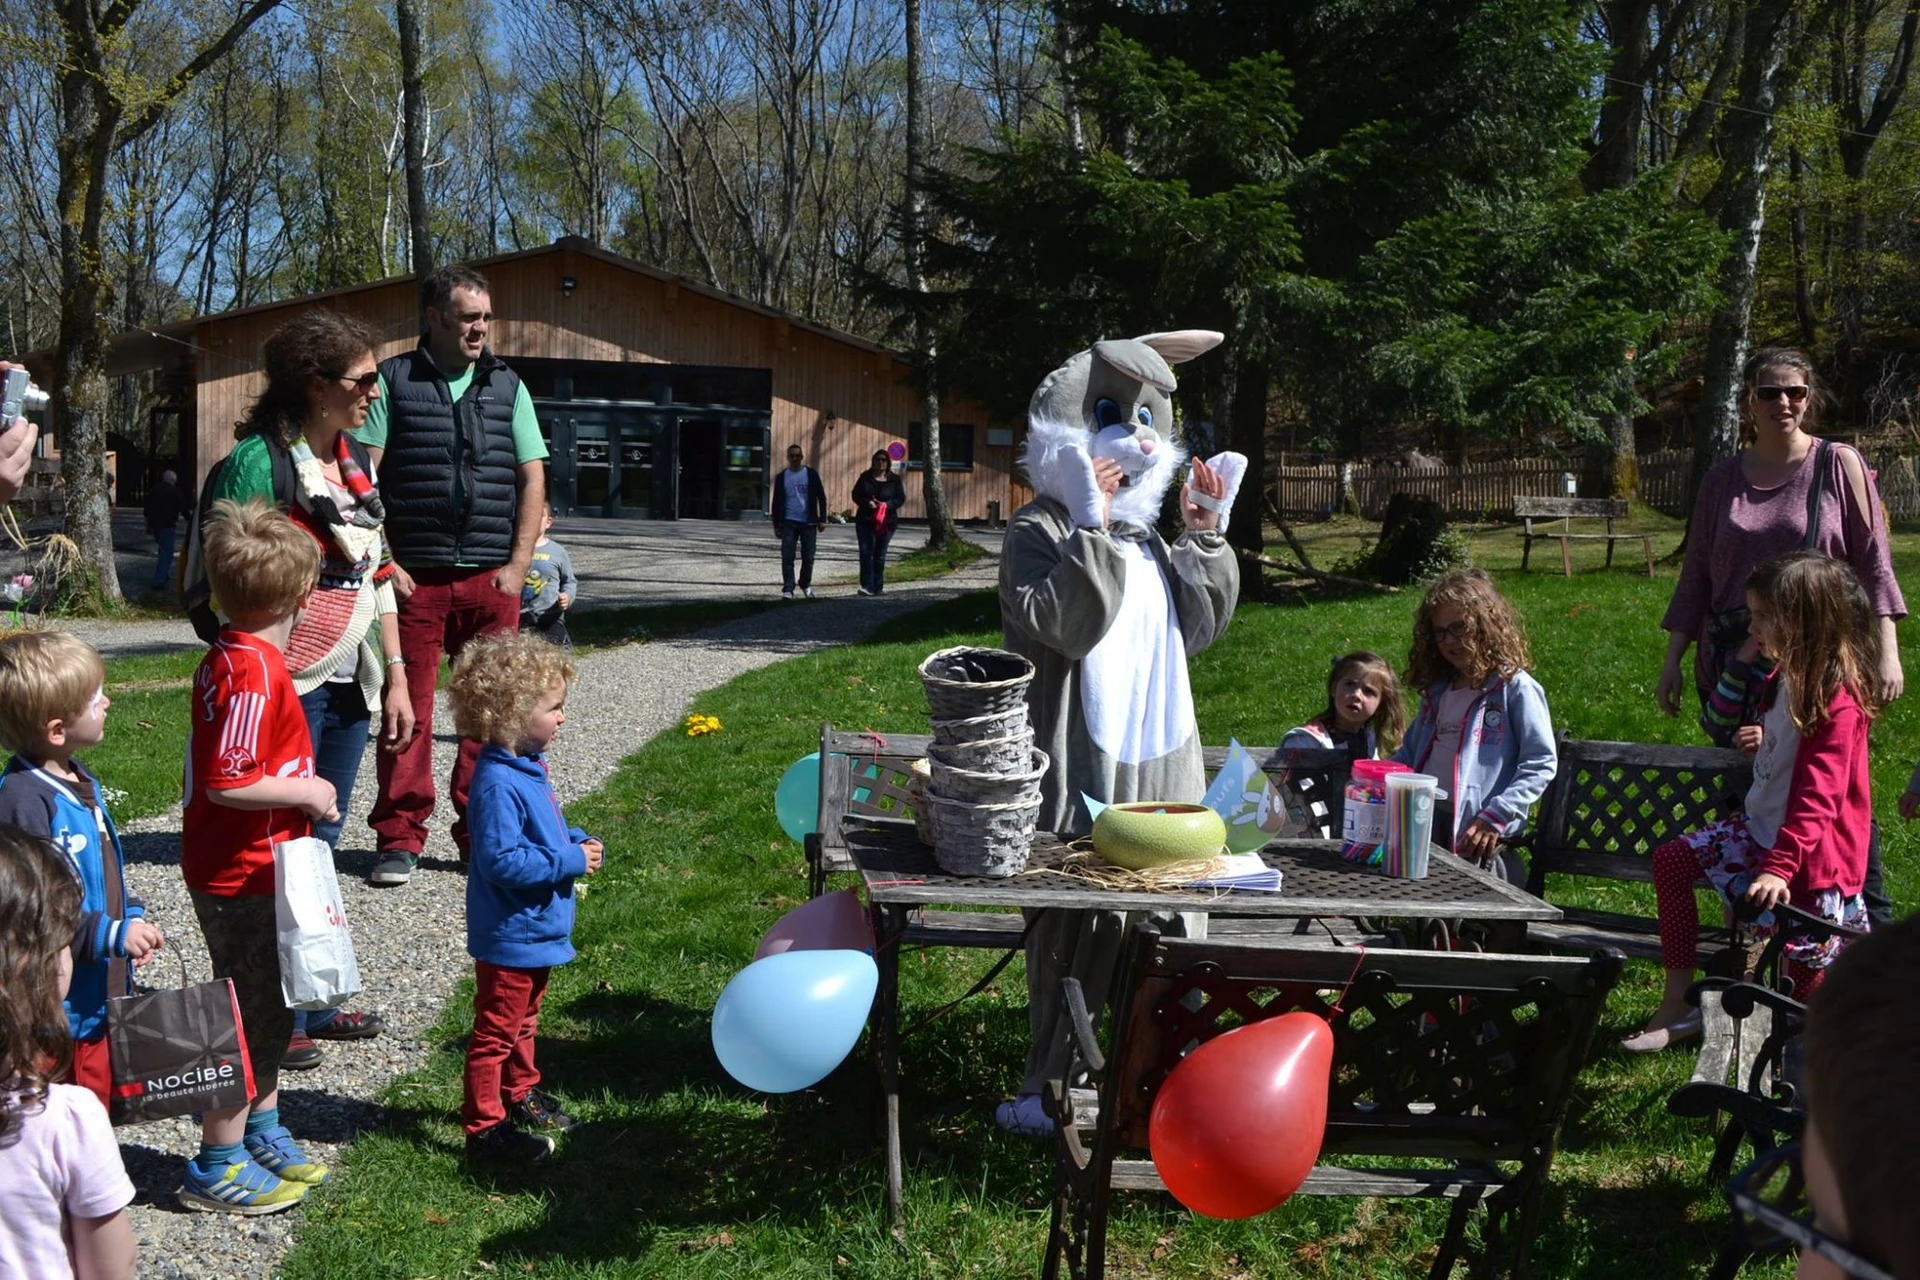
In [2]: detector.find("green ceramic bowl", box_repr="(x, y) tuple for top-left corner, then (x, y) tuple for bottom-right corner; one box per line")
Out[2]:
(1092, 802), (1227, 870)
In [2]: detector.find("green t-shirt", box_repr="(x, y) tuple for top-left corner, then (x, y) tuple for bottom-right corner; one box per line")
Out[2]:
(356, 367), (547, 463)
(357, 364), (548, 568)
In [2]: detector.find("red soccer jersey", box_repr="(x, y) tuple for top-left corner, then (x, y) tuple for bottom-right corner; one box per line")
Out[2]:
(182, 630), (314, 896)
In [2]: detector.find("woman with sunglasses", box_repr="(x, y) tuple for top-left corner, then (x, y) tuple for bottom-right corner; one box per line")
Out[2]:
(852, 450), (906, 595)
(208, 310), (408, 1063)
(1657, 348), (1903, 925)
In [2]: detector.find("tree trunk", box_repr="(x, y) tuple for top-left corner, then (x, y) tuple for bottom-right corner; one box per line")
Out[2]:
(1583, 0), (1654, 194)
(1789, 147), (1820, 347)
(904, 0), (955, 548)
(1224, 357), (1267, 555)
(397, 0), (433, 275)
(53, 47), (122, 603)
(1692, 0), (1807, 505)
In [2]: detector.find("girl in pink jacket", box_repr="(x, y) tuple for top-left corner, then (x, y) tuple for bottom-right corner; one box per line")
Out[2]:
(1626, 552), (1880, 1053)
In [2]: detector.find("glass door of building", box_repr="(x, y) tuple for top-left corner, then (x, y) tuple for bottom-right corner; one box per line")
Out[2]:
(675, 413), (769, 520)
(539, 408), (661, 517)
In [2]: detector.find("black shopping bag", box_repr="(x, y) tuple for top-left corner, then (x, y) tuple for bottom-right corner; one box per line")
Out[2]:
(105, 956), (256, 1126)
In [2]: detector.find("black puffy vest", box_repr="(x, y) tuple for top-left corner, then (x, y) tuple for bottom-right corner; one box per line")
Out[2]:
(377, 343), (523, 568)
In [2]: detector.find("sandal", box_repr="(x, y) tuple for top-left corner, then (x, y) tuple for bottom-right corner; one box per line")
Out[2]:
(993, 1093), (1054, 1139)
(1619, 1008), (1703, 1055)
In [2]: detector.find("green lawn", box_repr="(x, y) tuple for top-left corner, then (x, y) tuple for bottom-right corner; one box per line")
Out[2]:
(273, 544), (1920, 1279)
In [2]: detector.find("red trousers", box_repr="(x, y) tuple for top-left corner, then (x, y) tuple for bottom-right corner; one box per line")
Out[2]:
(462, 961), (549, 1135)
(65, 1035), (111, 1111)
(370, 567), (519, 855)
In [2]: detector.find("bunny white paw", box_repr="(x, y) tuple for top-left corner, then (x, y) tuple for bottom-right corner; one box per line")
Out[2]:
(1058, 445), (1107, 530)
(1189, 451), (1248, 534)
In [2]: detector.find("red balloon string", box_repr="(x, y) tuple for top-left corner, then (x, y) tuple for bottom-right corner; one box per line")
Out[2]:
(861, 728), (887, 769)
(1328, 944), (1367, 1017)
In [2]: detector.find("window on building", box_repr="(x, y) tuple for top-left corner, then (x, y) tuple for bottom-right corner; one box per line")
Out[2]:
(906, 422), (975, 471)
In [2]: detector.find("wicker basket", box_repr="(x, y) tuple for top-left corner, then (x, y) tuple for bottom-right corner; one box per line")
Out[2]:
(926, 793), (1041, 877)
(927, 729), (1036, 776)
(918, 647), (1035, 721)
(908, 759), (934, 846)
(931, 708), (1030, 745)
(928, 747), (1049, 807)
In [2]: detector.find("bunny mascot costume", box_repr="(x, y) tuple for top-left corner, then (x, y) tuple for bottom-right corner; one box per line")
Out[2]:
(996, 330), (1246, 1136)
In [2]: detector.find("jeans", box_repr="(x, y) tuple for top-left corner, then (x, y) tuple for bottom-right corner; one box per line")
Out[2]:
(151, 526), (176, 591)
(856, 522), (894, 593)
(462, 961), (550, 1135)
(295, 679), (372, 1034)
(370, 567), (519, 856)
(779, 523), (818, 591)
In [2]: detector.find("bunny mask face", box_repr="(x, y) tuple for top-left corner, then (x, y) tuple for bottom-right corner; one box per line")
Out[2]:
(1022, 330), (1224, 528)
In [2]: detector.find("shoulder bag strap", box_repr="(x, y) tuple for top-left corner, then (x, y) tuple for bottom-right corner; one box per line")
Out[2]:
(1803, 438), (1832, 551)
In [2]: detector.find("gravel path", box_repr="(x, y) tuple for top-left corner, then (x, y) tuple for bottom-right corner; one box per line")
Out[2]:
(111, 550), (1000, 1278)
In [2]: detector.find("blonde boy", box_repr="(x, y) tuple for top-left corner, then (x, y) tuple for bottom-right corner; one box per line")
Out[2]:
(447, 632), (602, 1165)
(179, 498), (335, 1215)
(0, 630), (163, 1109)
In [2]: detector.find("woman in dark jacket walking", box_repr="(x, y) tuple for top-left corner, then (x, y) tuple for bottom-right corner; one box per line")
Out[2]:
(852, 451), (907, 595)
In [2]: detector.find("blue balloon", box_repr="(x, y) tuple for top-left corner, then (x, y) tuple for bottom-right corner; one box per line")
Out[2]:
(775, 752), (823, 843)
(711, 949), (879, 1093)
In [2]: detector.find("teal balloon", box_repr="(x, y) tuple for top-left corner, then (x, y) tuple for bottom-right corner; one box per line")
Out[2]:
(711, 949), (879, 1093)
(776, 752), (823, 843)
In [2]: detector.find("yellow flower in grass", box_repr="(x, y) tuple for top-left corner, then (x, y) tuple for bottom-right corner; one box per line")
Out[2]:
(684, 713), (723, 737)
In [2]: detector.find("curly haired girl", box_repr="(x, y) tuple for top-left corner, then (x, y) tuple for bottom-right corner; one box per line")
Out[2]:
(0, 824), (136, 1279)
(1625, 552), (1881, 1053)
(1392, 568), (1558, 882)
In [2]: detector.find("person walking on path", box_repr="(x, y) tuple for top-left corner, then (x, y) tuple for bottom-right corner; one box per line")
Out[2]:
(359, 264), (548, 887)
(210, 309), (406, 1062)
(1656, 346), (1903, 924)
(144, 470), (190, 593)
(772, 444), (826, 599)
(852, 450), (905, 596)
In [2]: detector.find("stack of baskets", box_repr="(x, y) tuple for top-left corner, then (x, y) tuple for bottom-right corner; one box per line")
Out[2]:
(914, 646), (1045, 877)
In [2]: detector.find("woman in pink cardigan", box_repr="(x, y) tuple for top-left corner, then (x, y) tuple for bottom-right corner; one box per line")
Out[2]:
(1657, 346), (1901, 924)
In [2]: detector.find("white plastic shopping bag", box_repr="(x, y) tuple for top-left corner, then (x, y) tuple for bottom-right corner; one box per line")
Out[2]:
(273, 836), (362, 1011)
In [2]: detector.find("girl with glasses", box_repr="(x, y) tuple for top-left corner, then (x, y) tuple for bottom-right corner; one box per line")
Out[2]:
(1392, 568), (1557, 882)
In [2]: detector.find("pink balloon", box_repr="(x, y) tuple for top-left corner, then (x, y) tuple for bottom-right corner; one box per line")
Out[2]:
(754, 890), (875, 961)
(1150, 1012), (1333, 1219)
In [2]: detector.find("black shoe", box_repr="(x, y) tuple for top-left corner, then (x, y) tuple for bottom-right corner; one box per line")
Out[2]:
(306, 1009), (386, 1041)
(282, 1033), (324, 1071)
(369, 851), (416, 886)
(465, 1123), (554, 1166)
(507, 1087), (575, 1132)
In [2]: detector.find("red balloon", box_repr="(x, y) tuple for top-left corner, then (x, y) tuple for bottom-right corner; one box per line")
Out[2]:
(1149, 1012), (1333, 1219)
(753, 889), (875, 961)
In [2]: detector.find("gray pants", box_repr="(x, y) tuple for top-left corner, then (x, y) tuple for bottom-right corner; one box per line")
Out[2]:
(1018, 906), (1207, 1097)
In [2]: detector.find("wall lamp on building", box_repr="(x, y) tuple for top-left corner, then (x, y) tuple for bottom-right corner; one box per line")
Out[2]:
(821, 409), (837, 430)
(561, 275), (578, 297)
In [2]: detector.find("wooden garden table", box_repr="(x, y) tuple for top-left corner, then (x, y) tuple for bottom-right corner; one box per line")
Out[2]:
(846, 822), (1563, 1227)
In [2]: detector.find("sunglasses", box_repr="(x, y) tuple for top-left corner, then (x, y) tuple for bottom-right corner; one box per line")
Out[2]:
(1726, 1145), (1895, 1280)
(337, 371), (381, 394)
(1754, 384), (1810, 404)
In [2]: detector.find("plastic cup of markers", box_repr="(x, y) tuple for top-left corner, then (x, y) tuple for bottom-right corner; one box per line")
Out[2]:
(1384, 772), (1439, 880)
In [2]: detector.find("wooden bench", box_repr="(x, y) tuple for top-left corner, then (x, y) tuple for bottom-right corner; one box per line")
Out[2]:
(1514, 496), (1654, 576)
(1518, 734), (1752, 969)
(806, 724), (1358, 937)
(1042, 924), (1624, 1280)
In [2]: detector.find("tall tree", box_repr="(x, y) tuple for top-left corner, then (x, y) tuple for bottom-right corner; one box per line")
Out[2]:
(53, 0), (286, 602)
(906, 0), (956, 547)
(397, 0), (433, 274)
(1693, 0), (1825, 488)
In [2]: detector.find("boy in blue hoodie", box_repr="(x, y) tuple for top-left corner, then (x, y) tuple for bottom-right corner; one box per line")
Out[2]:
(0, 631), (165, 1108)
(445, 631), (602, 1166)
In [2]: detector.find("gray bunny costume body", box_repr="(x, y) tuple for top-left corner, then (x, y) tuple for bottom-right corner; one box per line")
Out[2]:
(996, 331), (1244, 1106)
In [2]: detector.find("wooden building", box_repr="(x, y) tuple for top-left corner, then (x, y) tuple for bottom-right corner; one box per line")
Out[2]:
(92, 238), (1022, 523)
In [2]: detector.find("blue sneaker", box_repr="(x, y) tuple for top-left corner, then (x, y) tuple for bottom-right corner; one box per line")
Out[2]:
(243, 1125), (330, 1186)
(179, 1155), (308, 1214)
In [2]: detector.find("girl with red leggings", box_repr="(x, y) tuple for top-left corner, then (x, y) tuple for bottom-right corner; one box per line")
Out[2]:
(1623, 551), (1879, 1054)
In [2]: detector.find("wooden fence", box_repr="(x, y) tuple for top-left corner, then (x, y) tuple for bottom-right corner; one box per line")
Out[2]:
(1272, 448), (1920, 522)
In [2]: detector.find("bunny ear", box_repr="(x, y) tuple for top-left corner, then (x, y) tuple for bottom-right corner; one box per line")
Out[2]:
(1136, 330), (1224, 365)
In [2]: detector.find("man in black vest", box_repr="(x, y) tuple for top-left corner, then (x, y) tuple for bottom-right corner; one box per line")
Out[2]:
(359, 264), (549, 887)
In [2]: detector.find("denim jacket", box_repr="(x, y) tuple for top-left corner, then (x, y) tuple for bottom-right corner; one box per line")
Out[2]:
(1392, 670), (1557, 846)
